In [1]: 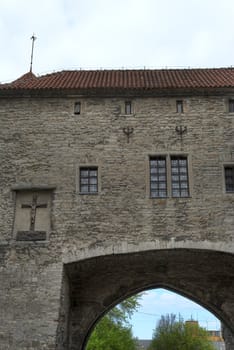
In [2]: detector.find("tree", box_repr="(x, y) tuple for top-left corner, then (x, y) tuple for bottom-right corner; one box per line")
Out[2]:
(86, 295), (141, 350)
(148, 313), (215, 350)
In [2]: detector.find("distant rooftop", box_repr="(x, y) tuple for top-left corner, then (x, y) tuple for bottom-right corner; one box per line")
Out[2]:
(1, 67), (234, 91)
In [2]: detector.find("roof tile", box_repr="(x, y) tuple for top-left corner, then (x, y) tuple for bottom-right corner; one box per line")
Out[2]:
(1, 68), (234, 91)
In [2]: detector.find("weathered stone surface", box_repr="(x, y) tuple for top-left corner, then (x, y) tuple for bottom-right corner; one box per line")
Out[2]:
(222, 324), (234, 350)
(0, 89), (233, 349)
(16, 230), (47, 241)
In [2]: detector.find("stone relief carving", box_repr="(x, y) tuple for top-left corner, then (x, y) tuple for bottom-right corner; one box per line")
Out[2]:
(13, 190), (51, 241)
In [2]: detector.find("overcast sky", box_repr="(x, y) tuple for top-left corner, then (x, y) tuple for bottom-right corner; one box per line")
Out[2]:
(0, 0), (224, 337)
(1, 0), (234, 82)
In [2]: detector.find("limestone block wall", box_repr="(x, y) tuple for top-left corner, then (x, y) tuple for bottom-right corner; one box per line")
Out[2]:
(0, 94), (233, 245)
(0, 91), (233, 349)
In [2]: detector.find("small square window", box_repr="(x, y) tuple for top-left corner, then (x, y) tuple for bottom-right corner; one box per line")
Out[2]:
(125, 101), (132, 115)
(80, 167), (98, 194)
(74, 102), (81, 115)
(224, 166), (234, 192)
(176, 100), (183, 113)
(228, 99), (234, 113)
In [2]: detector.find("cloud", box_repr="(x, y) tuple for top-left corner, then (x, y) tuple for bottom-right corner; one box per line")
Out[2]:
(1, 0), (234, 81)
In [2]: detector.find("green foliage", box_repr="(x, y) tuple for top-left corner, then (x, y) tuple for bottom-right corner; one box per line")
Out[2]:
(86, 295), (141, 350)
(148, 313), (216, 350)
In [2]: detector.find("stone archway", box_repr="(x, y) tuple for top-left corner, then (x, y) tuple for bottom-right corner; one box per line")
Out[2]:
(57, 248), (234, 350)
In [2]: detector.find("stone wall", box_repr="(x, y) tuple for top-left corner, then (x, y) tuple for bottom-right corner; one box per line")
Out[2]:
(0, 92), (233, 349)
(1, 95), (233, 245)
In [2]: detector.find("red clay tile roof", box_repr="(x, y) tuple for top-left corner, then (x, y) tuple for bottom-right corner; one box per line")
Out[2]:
(1, 68), (234, 91)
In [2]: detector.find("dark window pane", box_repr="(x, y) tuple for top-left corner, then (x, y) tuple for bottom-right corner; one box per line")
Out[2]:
(172, 189), (180, 197)
(90, 178), (97, 185)
(172, 183), (180, 189)
(90, 185), (97, 192)
(159, 190), (167, 197)
(180, 167), (187, 173)
(151, 175), (158, 182)
(171, 159), (178, 166)
(80, 170), (89, 177)
(81, 185), (88, 192)
(150, 157), (167, 198)
(81, 178), (88, 184)
(90, 170), (97, 176)
(171, 156), (189, 197)
(181, 189), (189, 197)
(172, 168), (179, 174)
(158, 167), (166, 174)
(159, 183), (166, 189)
(80, 167), (98, 193)
(125, 101), (132, 115)
(74, 102), (81, 114)
(181, 183), (188, 189)
(176, 100), (183, 113)
(150, 168), (157, 174)
(225, 167), (234, 192)
(229, 99), (234, 113)
(151, 183), (158, 189)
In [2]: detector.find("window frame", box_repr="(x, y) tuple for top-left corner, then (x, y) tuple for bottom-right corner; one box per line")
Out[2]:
(176, 100), (184, 113)
(149, 156), (167, 198)
(149, 154), (190, 199)
(79, 166), (98, 194)
(170, 156), (189, 198)
(228, 99), (234, 113)
(125, 101), (132, 115)
(74, 101), (81, 115)
(224, 165), (234, 193)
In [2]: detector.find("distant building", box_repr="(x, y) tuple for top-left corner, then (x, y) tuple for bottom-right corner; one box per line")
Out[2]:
(137, 339), (151, 350)
(137, 324), (226, 350)
(207, 330), (225, 350)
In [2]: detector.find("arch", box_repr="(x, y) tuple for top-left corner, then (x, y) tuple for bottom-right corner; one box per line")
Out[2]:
(62, 239), (234, 265)
(60, 248), (234, 350)
(84, 285), (223, 350)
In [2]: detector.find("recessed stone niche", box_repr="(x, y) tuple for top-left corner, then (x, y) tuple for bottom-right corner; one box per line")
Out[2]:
(13, 189), (52, 241)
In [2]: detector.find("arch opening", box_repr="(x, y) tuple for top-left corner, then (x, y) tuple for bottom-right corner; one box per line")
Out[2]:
(85, 287), (224, 350)
(62, 248), (234, 350)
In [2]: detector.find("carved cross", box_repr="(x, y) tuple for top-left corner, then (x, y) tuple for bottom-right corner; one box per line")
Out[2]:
(21, 193), (47, 231)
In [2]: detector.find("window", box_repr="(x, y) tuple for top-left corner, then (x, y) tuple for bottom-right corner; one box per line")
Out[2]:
(224, 166), (234, 192)
(176, 100), (183, 113)
(228, 99), (234, 113)
(74, 102), (81, 114)
(150, 155), (189, 198)
(80, 167), (98, 193)
(150, 157), (167, 198)
(171, 156), (189, 197)
(125, 101), (132, 115)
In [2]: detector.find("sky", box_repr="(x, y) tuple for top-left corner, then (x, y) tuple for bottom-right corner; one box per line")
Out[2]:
(1, 0), (234, 83)
(0, 0), (227, 338)
(131, 289), (220, 339)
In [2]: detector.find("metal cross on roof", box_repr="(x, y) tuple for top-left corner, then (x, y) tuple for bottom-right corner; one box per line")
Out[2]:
(30, 34), (37, 72)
